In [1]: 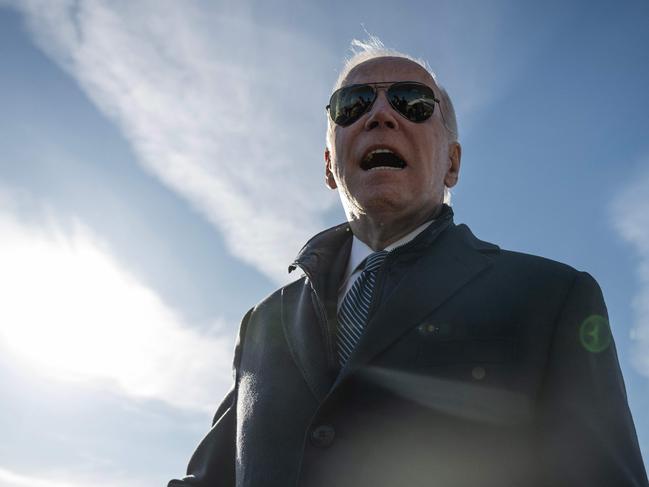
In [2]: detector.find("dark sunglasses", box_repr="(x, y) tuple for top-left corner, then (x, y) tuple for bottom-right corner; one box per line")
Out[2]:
(326, 81), (441, 127)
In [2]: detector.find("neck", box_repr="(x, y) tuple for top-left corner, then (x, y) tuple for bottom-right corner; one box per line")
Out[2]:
(349, 204), (442, 250)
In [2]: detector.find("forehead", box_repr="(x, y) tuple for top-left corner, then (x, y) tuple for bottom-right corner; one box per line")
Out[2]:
(342, 56), (437, 89)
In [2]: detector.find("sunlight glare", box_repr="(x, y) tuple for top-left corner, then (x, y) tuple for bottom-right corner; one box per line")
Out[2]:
(0, 207), (232, 410)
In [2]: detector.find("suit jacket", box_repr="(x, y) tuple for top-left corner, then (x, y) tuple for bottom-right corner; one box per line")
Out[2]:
(169, 208), (647, 487)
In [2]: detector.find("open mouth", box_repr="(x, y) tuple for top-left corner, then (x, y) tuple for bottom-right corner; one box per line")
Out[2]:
(360, 149), (407, 171)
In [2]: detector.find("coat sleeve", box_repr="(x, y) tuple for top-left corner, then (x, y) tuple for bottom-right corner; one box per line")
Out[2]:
(537, 272), (648, 487)
(167, 308), (253, 487)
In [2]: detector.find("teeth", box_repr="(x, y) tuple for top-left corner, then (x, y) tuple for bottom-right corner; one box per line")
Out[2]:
(368, 149), (394, 157)
(361, 148), (406, 171)
(368, 166), (402, 171)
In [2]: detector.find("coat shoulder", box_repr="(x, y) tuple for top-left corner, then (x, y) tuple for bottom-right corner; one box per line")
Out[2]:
(455, 222), (582, 281)
(495, 248), (580, 276)
(248, 275), (307, 320)
(456, 223), (594, 297)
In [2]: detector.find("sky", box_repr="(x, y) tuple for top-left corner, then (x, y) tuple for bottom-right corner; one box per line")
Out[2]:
(0, 0), (648, 485)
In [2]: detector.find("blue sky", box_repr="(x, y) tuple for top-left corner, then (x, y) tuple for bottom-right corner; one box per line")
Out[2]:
(0, 0), (648, 485)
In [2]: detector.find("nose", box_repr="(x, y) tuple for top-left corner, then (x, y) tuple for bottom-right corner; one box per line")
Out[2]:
(364, 89), (399, 131)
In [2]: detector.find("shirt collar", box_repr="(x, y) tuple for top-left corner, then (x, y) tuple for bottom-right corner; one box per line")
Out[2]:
(343, 218), (436, 283)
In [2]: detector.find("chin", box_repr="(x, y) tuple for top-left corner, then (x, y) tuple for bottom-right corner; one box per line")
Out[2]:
(354, 193), (411, 216)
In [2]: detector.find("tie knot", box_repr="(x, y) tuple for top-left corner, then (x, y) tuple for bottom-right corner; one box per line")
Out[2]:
(363, 250), (389, 274)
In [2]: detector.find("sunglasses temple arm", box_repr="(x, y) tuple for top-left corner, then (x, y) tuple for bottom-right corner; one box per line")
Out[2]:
(435, 99), (457, 138)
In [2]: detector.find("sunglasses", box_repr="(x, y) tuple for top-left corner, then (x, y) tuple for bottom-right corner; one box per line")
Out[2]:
(326, 81), (441, 127)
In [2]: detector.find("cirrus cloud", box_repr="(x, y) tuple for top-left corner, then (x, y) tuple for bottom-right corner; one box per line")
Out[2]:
(611, 159), (649, 377)
(4, 0), (337, 283)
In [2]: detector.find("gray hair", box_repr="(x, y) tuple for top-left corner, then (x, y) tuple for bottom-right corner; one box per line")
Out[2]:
(326, 35), (458, 204)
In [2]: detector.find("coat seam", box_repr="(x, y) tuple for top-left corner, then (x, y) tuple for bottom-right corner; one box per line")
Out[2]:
(281, 282), (323, 402)
(535, 271), (580, 403)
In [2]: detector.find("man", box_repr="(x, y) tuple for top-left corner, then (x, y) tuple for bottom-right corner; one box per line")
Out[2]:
(169, 43), (647, 487)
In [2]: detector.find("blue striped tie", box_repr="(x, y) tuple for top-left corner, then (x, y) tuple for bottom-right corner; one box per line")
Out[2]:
(337, 250), (389, 366)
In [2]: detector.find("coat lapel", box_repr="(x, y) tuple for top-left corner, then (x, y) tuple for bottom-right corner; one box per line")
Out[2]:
(336, 224), (496, 386)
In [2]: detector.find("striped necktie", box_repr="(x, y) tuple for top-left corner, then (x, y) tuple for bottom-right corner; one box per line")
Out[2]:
(337, 250), (389, 366)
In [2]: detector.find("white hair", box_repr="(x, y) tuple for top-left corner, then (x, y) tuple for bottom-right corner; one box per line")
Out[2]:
(326, 35), (458, 204)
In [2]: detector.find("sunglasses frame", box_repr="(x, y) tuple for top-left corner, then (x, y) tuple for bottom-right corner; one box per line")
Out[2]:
(326, 81), (442, 127)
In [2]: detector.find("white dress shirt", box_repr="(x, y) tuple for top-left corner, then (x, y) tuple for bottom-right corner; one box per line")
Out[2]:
(337, 219), (435, 310)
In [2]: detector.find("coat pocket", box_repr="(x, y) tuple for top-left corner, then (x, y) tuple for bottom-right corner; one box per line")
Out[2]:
(416, 338), (517, 365)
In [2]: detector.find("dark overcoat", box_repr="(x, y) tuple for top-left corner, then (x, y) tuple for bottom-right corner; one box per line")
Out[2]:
(169, 210), (647, 487)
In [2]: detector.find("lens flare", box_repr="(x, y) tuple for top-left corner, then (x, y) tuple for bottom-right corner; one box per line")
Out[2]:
(579, 314), (611, 353)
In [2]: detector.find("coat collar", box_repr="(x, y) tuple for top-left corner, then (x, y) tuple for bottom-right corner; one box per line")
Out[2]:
(289, 205), (458, 275)
(289, 221), (352, 302)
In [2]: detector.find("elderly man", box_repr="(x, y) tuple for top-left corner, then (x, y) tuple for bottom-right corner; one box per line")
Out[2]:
(169, 44), (647, 487)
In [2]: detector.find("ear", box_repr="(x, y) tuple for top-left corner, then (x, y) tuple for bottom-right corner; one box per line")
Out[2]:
(444, 142), (461, 188)
(324, 148), (337, 189)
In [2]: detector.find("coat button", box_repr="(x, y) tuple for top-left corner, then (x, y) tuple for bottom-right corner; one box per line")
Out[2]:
(310, 424), (335, 448)
(472, 366), (486, 380)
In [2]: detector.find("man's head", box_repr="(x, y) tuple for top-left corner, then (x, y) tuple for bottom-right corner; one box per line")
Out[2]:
(324, 41), (461, 229)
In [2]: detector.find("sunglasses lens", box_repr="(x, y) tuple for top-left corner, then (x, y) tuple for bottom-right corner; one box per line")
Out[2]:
(329, 85), (375, 126)
(387, 83), (436, 122)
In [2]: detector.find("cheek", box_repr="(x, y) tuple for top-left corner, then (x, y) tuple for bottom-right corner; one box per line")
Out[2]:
(337, 134), (350, 153)
(330, 157), (349, 185)
(333, 151), (353, 179)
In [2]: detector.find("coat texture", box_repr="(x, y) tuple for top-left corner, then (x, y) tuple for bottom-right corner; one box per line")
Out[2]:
(169, 209), (647, 487)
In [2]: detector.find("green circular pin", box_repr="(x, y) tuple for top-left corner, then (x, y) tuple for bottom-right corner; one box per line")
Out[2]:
(579, 315), (611, 353)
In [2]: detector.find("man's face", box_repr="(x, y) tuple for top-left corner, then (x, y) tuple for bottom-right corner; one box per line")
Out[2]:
(325, 57), (460, 223)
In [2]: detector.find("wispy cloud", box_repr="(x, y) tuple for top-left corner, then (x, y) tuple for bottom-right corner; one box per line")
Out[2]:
(611, 159), (649, 377)
(0, 466), (133, 487)
(0, 467), (77, 487)
(0, 0), (544, 284)
(3, 0), (337, 283)
(0, 188), (234, 412)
